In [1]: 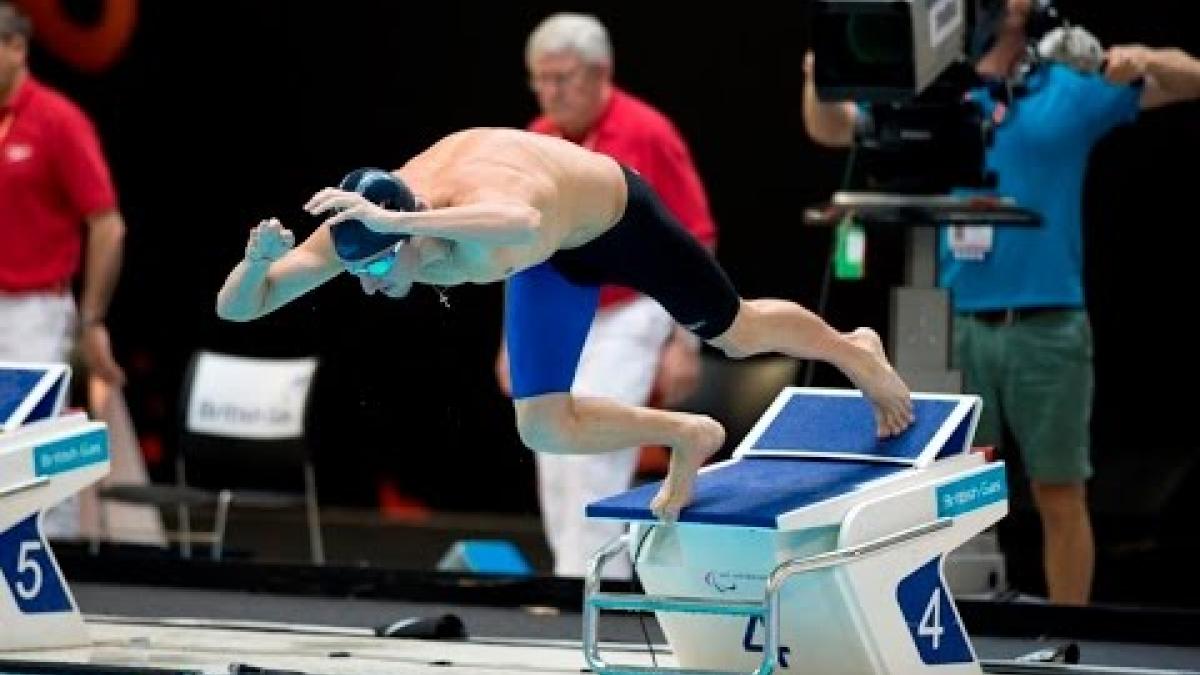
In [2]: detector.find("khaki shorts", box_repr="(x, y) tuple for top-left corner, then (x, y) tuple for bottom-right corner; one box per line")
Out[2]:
(953, 309), (1094, 484)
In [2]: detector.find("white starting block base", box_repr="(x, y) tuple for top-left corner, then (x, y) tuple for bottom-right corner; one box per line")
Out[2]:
(585, 387), (1007, 675)
(0, 364), (111, 651)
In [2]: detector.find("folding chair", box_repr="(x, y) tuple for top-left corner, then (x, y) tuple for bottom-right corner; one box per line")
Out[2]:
(99, 351), (324, 563)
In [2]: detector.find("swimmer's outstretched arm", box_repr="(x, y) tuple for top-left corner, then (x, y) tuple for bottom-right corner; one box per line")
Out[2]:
(217, 219), (342, 322)
(304, 189), (540, 246)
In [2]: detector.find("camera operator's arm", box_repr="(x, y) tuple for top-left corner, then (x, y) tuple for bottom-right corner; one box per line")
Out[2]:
(803, 52), (860, 148)
(1106, 45), (1200, 110)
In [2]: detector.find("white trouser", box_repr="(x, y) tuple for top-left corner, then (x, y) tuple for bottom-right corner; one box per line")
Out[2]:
(0, 291), (81, 539)
(536, 295), (674, 579)
(0, 291), (77, 362)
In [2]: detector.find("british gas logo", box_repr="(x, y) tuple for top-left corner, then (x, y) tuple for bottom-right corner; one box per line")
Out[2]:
(935, 464), (1007, 518)
(15, 0), (138, 73)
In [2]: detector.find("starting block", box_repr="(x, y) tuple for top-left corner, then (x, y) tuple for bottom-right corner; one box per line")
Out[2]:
(0, 363), (110, 651)
(584, 387), (1006, 675)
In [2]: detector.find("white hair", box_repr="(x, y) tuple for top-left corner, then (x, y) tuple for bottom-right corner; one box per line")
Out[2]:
(525, 13), (613, 68)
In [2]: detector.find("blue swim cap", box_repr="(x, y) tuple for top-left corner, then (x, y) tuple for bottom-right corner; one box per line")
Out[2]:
(329, 168), (416, 262)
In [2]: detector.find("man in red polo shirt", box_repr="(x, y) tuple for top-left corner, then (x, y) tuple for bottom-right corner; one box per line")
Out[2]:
(495, 12), (718, 579)
(1, 2), (128, 536)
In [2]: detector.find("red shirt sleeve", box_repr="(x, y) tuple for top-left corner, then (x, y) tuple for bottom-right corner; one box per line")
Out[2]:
(640, 124), (717, 250)
(51, 103), (117, 218)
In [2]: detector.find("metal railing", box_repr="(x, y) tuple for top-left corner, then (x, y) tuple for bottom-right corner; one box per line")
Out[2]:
(583, 518), (954, 675)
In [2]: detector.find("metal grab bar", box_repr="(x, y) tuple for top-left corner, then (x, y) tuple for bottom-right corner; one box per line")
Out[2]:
(591, 592), (765, 617)
(583, 518), (954, 675)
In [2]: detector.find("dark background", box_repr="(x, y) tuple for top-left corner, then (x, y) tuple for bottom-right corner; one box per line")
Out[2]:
(23, 1), (1200, 603)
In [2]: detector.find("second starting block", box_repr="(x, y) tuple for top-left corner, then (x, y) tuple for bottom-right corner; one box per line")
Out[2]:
(584, 387), (1006, 675)
(0, 363), (111, 651)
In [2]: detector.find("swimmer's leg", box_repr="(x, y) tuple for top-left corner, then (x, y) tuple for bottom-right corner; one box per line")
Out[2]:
(514, 393), (724, 522)
(707, 299), (913, 437)
(505, 262), (724, 522)
(511, 297), (915, 523)
(568, 166), (912, 440)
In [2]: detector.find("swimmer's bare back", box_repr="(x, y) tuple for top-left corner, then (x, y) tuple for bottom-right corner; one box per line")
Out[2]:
(396, 128), (629, 267)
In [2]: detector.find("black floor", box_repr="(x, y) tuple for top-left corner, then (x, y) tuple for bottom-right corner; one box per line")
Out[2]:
(140, 506), (557, 573)
(71, 582), (1200, 670)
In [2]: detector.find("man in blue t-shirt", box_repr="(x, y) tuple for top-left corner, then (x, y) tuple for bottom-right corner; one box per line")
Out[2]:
(803, 0), (1200, 604)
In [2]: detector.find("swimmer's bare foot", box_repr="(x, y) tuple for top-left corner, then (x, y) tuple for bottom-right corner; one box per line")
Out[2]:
(650, 414), (725, 522)
(842, 327), (914, 437)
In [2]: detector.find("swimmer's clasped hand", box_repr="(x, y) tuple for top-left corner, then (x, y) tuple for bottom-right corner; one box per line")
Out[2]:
(305, 188), (400, 234)
(245, 218), (295, 263)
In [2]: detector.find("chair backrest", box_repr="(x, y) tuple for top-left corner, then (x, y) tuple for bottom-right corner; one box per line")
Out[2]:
(179, 351), (319, 477)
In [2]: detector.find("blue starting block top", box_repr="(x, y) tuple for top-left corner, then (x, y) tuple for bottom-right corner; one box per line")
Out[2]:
(587, 388), (980, 528)
(589, 457), (906, 528)
(0, 363), (71, 433)
(737, 388), (976, 466)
